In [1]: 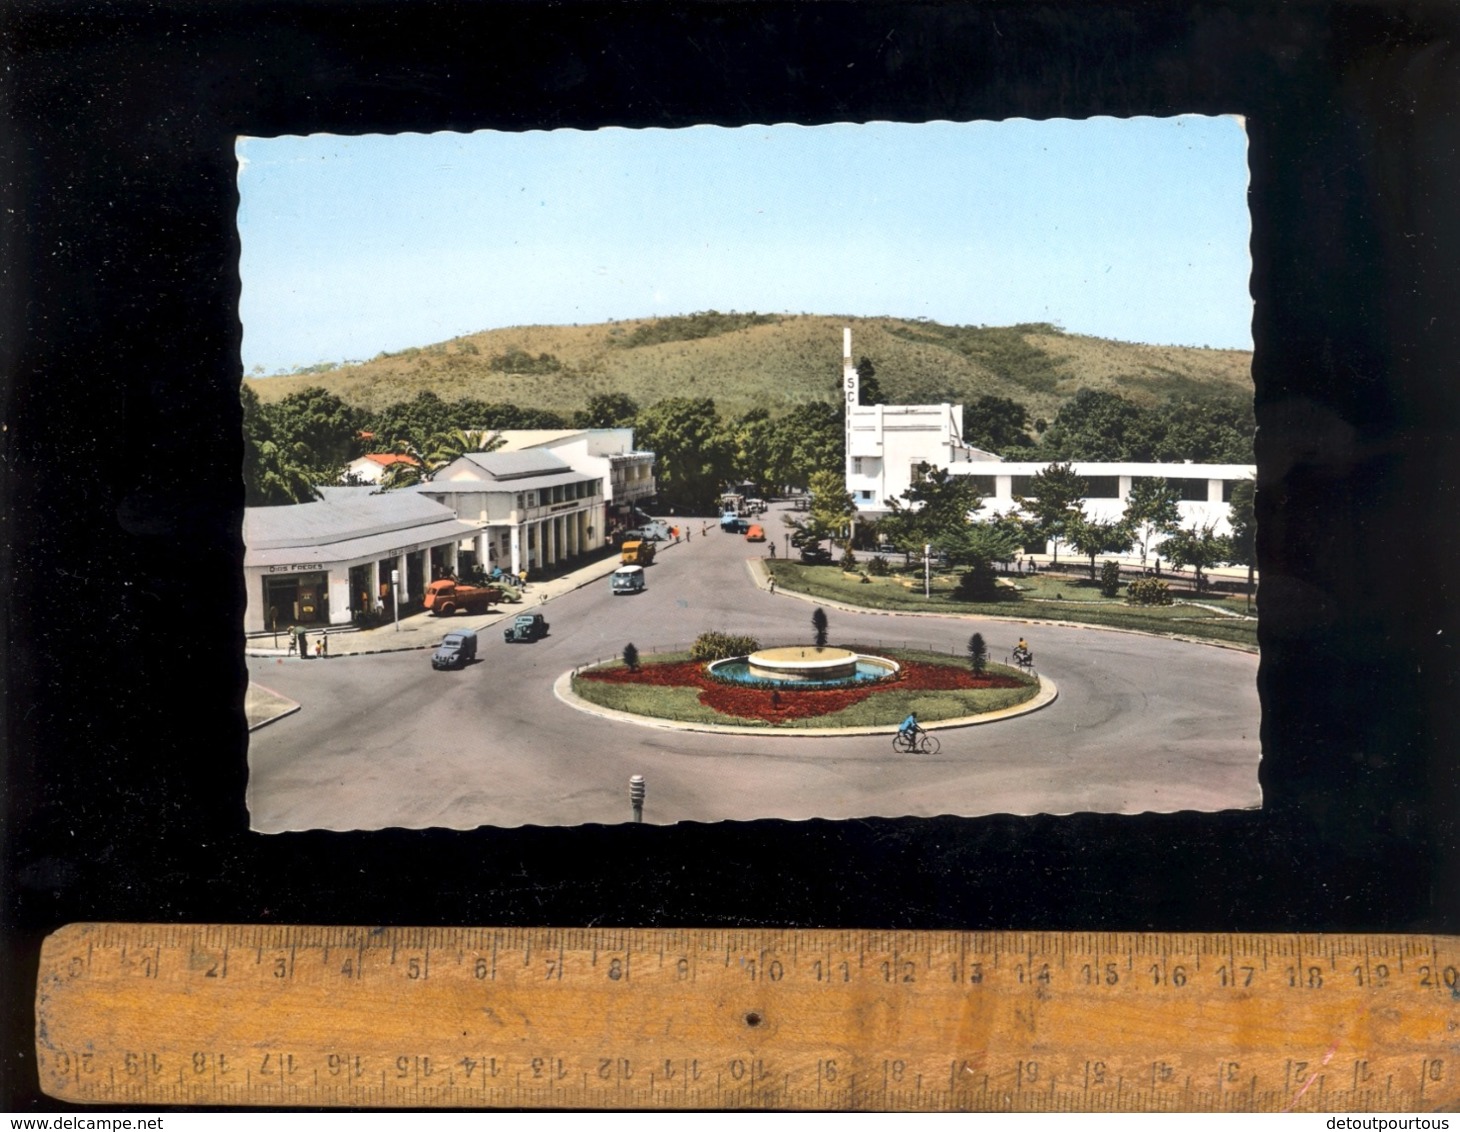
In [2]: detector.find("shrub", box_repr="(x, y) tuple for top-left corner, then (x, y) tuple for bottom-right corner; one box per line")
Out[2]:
(690, 631), (760, 661)
(866, 555), (890, 576)
(840, 547), (859, 571)
(623, 643), (640, 672)
(1127, 576), (1174, 606)
(1100, 560), (1122, 598)
(859, 573), (871, 584)
(812, 607), (830, 648)
(952, 559), (1001, 602)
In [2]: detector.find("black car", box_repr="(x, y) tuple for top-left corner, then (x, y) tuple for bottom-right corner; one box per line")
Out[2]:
(799, 545), (834, 565)
(503, 612), (550, 643)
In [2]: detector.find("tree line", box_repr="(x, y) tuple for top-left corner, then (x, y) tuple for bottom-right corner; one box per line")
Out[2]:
(241, 385), (843, 510)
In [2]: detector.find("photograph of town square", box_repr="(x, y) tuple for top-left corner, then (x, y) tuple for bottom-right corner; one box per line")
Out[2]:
(239, 118), (1259, 831)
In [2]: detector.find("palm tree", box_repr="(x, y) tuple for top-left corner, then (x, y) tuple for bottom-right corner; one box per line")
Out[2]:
(377, 428), (504, 489)
(426, 428), (505, 468)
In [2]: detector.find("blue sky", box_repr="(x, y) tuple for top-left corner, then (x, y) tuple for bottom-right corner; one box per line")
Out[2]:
(236, 117), (1252, 374)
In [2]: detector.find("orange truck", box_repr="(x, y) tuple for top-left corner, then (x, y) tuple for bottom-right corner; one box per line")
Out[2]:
(422, 578), (503, 616)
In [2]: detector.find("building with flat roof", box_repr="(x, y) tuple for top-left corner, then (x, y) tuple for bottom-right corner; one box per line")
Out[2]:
(491, 427), (656, 527)
(839, 327), (1254, 545)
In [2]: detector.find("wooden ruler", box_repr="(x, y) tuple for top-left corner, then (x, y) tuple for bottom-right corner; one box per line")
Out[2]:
(34, 923), (1460, 1111)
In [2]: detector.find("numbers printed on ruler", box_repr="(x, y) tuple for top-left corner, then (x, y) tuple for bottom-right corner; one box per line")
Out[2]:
(33, 926), (1460, 1111)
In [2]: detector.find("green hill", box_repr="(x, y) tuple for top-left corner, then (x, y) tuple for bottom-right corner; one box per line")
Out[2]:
(245, 314), (1252, 422)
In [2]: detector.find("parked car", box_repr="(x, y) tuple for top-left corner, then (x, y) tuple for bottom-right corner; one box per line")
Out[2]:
(744, 524), (766, 542)
(799, 545), (834, 564)
(431, 629), (478, 669)
(503, 612), (550, 643)
(610, 564), (646, 595)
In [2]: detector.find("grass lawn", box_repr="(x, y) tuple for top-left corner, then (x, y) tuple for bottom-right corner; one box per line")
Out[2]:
(570, 648), (1041, 729)
(765, 563), (1258, 648)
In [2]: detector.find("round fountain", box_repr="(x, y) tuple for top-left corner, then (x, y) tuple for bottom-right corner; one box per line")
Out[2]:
(708, 646), (899, 688)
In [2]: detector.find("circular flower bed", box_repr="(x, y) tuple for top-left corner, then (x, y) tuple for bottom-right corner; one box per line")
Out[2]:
(573, 648), (1036, 726)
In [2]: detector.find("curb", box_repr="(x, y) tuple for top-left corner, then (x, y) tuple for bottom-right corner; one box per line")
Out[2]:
(243, 543), (684, 659)
(551, 668), (1057, 738)
(753, 561), (1259, 655)
(245, 681), (302, 731)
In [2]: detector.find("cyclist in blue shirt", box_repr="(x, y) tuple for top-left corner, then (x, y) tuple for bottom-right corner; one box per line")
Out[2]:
(899, 712), (920, 741)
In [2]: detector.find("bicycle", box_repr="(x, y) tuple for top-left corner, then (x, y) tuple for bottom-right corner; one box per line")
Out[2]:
(1009, 646), (1036, 676)
(892, 727), (941, 755)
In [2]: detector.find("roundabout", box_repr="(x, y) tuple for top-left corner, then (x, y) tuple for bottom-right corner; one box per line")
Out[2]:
(558, 646), (1054, 735)
(246, 499), (1262, 830)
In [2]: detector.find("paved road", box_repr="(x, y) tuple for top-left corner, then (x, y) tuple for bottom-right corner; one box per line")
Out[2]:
(247, 506), (1262, 831)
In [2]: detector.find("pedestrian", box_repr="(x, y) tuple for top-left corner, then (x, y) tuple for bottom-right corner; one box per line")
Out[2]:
(296, 626), (308, 658)
(314, 638), (324, 658)
(769, 541), (776, 559)
(286, 625), (297, 655)
(768, 575), (776, 595)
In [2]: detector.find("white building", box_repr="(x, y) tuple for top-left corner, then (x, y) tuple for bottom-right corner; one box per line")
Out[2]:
(243, 488), (485, 633)
(491, 428), (657, 525)
(839, 327), (1254, 544)
(418, 450), (607, 578)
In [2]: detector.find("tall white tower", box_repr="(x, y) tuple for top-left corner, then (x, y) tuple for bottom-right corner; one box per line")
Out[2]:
(842, 327), (858, 481)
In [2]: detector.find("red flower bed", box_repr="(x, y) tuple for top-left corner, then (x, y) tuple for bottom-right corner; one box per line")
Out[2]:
(578, 655), (1028, 724)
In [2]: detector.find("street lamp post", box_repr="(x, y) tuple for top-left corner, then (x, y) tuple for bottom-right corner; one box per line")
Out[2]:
(392, 568), (400, 632)
(924, 544), (931, 599)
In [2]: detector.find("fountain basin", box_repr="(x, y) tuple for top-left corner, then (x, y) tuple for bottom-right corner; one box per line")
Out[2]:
(708, 647), (900, 688)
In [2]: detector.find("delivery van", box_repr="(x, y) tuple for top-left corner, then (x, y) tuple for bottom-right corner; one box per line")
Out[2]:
(620, 539), (656, 566)
(610, 565), (646, 595)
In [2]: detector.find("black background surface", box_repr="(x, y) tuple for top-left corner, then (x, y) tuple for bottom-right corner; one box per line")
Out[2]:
(4, 0), (1459, 1111)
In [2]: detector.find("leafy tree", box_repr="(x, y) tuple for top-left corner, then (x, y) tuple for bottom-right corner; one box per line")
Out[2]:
(811, 607), (829, 649)
(967, 633), (988, 675)
(1018, 462), (1087, 566)
(1067, 515), (1134, 581)
(731, 408), (791, 496)
(776, 401), (844, 491)
(1122, 477), (1183, 561)
(807, 468), (857, 541)
(940, 521), (1022, 571)
(1227, 478), (1257, 609)
(633, 397), (733, 510)
(962, 394), (1034, 453)
(574, 392), (640, 429)
(855, 357), (887, 405)
(881, 466), (984, 554)
(622, 642), (640, 672)
(241, 386), (320, 505)
(1033, 389), (1144, 461)
(268, 386), (365, 475)
(1161, 523), (1230, 592)
(952, 559), (1001, 602)
(367, 391), (458, 451)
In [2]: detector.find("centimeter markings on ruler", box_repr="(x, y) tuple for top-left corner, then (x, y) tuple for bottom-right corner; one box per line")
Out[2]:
(34, 924), (1460, 1111)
